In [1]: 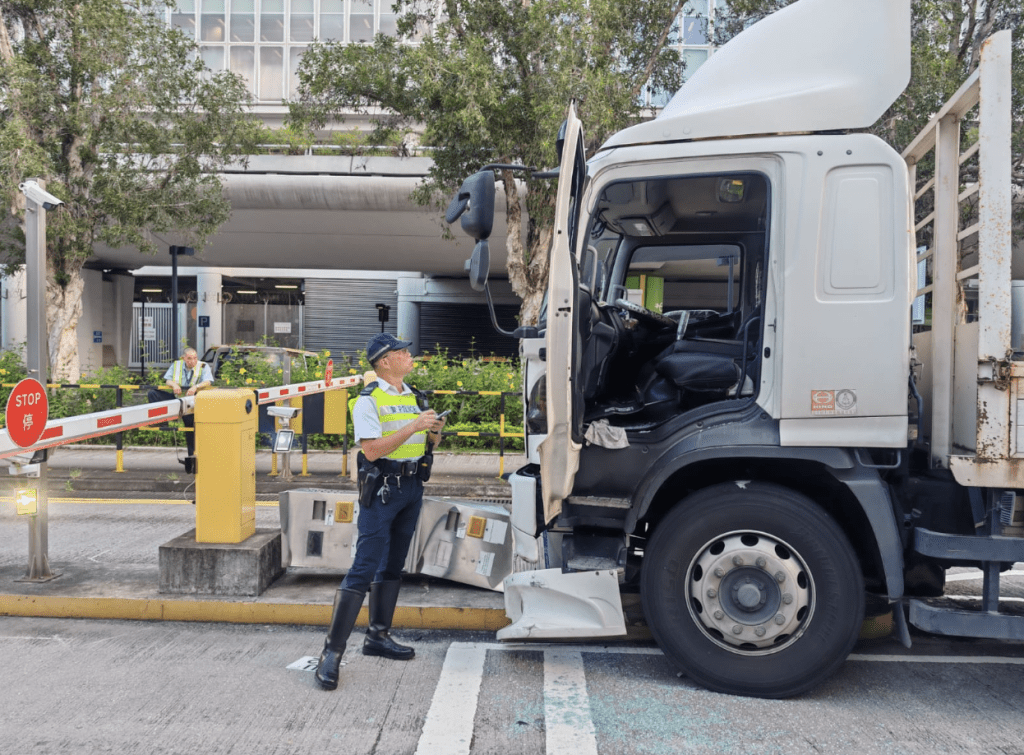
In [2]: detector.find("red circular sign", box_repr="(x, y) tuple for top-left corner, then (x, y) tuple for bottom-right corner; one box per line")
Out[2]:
(324, 359), (334, 386)
(5, 378), (48, 448)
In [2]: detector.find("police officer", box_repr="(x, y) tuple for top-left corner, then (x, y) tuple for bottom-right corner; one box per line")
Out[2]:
(314, 333), (446, 691)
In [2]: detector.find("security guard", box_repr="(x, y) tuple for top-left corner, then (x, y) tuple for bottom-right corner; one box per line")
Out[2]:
(314, 333), (446, 691)
(147, 347), (212, 464)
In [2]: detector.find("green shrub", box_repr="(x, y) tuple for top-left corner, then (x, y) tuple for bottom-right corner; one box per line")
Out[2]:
(0, 347), (526, 453)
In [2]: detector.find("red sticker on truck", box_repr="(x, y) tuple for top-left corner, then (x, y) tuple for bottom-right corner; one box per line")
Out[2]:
(811, 390), (835, 414)
(811, 389), (857, 415)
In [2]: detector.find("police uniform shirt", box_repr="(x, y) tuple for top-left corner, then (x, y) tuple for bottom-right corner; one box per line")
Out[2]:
(352, 381), (422, 461)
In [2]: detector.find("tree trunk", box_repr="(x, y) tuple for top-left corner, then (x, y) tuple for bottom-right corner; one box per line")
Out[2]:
(46, 268), (85, 383)
(503, 172), (554, 326)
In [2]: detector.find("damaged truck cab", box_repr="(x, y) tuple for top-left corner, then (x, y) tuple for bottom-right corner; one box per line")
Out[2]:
(447, 0), (1023, 699)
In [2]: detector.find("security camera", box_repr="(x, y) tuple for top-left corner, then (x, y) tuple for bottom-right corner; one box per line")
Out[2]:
(266, 405), (301, 419)
(19, 181), (64, 211)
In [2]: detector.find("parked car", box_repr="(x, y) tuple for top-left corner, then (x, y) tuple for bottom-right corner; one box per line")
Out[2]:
(200, 345), (319, 384)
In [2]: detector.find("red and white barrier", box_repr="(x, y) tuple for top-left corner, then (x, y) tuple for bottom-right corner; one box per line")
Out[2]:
(0, 374), (362, 461)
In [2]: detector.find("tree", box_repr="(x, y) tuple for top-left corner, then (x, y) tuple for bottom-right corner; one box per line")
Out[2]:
(289, 0), (688, 325)
(714, 0), (1024, 230)
(0, 0), (262, 382)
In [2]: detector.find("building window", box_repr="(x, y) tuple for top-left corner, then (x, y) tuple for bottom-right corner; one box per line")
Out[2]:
(320, 0), (344, 41)
(379, 1), (398, 38)
(230, 45), (255, 95)
(289, 45), (308, 97)
(170, 0), (416, 103)
(260, 46), (285, 100)
(261, 0), (285, 42)
(200, 0), (226, 42)
(172, 0), (196, 36)
(231, 0), (256, 42)
(290, 0), (314, 41)
(350, 0), (374, 43)
(200, 45), (226, 72)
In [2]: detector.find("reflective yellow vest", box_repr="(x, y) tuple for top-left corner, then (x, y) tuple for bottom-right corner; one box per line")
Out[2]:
(351, 382), (426, 460)
(170, 360), (206, 388)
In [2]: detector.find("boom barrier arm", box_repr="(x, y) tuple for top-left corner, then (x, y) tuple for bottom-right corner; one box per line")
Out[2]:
(0, 375), (362, 462)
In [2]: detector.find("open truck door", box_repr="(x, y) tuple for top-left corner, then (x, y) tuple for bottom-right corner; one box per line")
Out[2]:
(538, 102), (587, 524)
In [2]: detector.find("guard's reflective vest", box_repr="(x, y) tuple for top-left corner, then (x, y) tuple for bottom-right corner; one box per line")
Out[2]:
(170, 360), (207, 388)
(351, 381), (427, 460)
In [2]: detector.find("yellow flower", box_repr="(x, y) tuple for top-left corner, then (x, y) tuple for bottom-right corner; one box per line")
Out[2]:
(443, 366), (448, 370)
(348, 368), (356, 375)
(315, 371), (322, 378)
(93, 394), (97, 399)
(278, 368), (283, 373)
(325, 350), (331, 357)
(239, 367), (246, 375)
(246, 378), (252, 384)
(457, 381), (463, 387)
(0, 369), (6, 375)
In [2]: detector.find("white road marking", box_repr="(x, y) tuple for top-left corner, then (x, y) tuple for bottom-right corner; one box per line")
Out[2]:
(412, 641), (1024, 755)
(944, 595), (1024, 603)
(947, 569), (1024, 582)
(849, 654), (1024, 665)
(544, 649), (598, 755)
(415, 642), (487, 755)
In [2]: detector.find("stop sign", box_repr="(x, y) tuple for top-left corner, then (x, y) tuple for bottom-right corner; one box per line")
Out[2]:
(324, 359), (334, 386)
(5, 378), (48, 448)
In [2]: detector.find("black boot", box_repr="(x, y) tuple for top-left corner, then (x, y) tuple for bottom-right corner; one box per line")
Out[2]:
(363, 579), (414, 660)
(315, 587), (365, 690)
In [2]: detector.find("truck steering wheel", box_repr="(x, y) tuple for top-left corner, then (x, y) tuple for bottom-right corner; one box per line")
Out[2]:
(614, 298), (677, 329)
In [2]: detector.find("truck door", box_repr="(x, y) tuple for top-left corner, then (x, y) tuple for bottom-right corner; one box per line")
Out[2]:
(538, 103), (587, 523)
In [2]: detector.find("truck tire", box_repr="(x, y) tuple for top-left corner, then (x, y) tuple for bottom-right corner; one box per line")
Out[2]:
(641, 481), (864, 698)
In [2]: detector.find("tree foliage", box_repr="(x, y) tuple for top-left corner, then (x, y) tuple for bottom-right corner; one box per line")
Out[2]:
(289, 0), (688, 324)
(0, 0), (262, 380)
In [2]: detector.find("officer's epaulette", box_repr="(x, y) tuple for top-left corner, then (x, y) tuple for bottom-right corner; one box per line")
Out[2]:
(359, 381), (379, 396)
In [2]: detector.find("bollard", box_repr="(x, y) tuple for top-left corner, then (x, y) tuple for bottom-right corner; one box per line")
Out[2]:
(114, 386), (125, 473)
(300, 431), (310, 476)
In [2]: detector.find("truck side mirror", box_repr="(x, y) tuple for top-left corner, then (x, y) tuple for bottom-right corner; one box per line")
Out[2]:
(466, 240), (490, 292)
(445, 170), (495, 241)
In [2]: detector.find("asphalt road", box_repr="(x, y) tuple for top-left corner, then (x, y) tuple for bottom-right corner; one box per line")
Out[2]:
(3, 617), (1024, 754)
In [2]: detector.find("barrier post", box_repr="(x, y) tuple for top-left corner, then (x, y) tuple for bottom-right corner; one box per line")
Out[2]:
(499, 392), (506, 479)
(194, 389), (256, 543)
(114, 386), (125, 473)
(300, 432), (310, 476)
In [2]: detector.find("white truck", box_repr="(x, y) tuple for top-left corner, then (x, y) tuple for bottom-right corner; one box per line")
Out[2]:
(445, 0), (1022, 698)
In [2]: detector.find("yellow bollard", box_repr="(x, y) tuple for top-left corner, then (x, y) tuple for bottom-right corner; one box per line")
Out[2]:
(194, 389), (257, 543)
(300, 452), (310, 476)
(115, 449), (124, 473)
(269, 451), (279, 477)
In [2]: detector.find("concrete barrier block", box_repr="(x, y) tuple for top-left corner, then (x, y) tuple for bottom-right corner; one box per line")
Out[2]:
(159, 528), (284, 597)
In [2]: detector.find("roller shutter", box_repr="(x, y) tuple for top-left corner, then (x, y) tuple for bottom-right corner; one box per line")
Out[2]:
(419, 302), (519, 359)
(304, 279), (397, 359)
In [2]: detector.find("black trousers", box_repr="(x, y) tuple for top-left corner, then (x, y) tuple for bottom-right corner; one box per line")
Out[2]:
(148, 388), (195, 456)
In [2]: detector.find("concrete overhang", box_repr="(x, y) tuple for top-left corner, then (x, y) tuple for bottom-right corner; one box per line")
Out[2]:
(90, 155), (517, 277)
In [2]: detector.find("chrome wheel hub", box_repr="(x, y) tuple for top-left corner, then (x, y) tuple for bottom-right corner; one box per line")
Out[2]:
(686, 531), (814, 653)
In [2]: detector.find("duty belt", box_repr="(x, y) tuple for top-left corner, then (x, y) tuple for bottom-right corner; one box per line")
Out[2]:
(378, 457), (420, 477)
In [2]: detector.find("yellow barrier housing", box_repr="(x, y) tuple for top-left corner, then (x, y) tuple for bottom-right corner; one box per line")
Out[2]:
(195, 389), (257, 543)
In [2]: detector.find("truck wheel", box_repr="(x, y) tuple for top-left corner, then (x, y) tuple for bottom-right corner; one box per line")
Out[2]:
(641, 481), (864, 698)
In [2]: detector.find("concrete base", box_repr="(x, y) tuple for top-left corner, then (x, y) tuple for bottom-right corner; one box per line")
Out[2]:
(159, 528), (284, 597)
